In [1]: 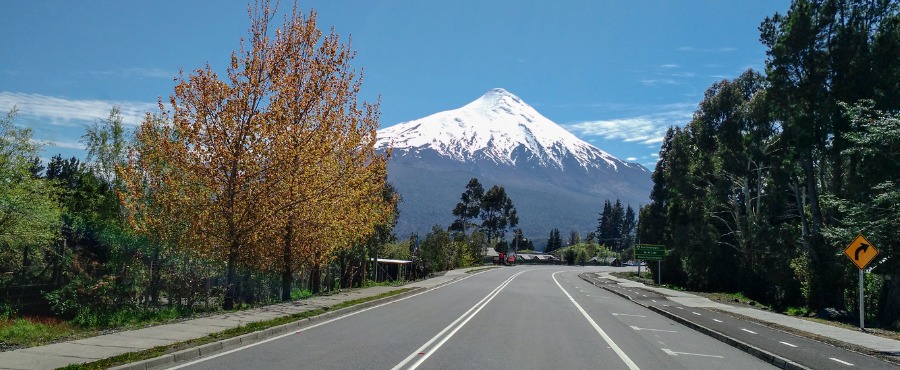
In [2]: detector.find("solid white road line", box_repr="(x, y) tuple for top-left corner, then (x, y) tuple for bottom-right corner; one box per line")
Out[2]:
(392, 270), (529, 370)
(741, 328), (757, 334)
(552, 271), (641, 370)
(829, 357), (854, 366)
(779, 341), (798, 348)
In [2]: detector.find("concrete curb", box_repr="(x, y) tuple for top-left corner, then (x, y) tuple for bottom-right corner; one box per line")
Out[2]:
(109, 287), (424, 370)
(578, 274), (810, 370)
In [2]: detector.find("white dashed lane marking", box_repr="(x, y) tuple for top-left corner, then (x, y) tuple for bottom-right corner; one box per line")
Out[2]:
(612, 313), (647, 318)
(780, 341), (797, 348)
(741, 328), (757, 334)
(829, 357), (854, 366)
(631, 326), (677, 333)
(661, 348), (724, 359)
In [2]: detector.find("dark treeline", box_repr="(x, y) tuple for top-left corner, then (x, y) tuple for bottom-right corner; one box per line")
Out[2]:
(638, 0), (900, 328)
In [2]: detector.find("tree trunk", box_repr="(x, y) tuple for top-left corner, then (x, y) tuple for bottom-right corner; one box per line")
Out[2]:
(802, 155), (842, 309)
(881, 274), (900, 329)
(150, 246), (161, 306)
(309, 264), (321, 294)
(223, 241), (238, 310)
(281, 223), (293, 301)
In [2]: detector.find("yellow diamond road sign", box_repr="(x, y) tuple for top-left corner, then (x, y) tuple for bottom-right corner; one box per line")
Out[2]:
(844, 234), (879, 270)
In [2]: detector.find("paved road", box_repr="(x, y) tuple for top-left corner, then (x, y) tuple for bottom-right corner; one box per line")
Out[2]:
(584, 273), (899, 370)
(169, 266), (778, 370)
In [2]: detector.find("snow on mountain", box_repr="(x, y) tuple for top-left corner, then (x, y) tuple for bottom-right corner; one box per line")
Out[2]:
(375, 88), (652, 242)
(376, 88), (645, 173)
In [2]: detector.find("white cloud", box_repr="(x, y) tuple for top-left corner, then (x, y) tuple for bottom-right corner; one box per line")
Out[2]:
(46, 140), (86, 150)
(31, 139), (85, 150)
(640, 79), (678, 86)
(0, 92), (157, 126)
(562, 103), (694, 145)
(659, 64), (679, 68)
(626, 157), (638, 161)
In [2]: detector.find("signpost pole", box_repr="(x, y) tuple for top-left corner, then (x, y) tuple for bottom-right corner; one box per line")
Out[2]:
(843, 234), (878, 330)
(658, 260), (661, 285)
(859, 269), (864, 330)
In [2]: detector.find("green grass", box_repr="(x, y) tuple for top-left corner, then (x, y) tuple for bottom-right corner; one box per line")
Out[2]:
(784, 306), (810, 317)
(690, 291), (771, 310)
(70, 306), (207, 328)
(56, 288), (412, 370)
(362, 279), (408, 288)
(0, 317), (84, 347)
(465, 266), (498, 274)
(290, 288), (312, 300)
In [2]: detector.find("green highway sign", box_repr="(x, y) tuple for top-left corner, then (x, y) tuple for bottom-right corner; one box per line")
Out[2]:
(634, 244), (666, 261)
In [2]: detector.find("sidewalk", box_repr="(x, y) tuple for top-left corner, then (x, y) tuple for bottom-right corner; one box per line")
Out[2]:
(596, 272), (900, 355)
(0, 267), (487, 370)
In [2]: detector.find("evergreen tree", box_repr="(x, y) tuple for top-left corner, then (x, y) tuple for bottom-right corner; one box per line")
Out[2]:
(545, 229), (562, 253)
(621, 205), (636, 249)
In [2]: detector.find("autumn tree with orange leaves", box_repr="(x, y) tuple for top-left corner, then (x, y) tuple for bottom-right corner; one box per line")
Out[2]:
(119, 1), (392, 309)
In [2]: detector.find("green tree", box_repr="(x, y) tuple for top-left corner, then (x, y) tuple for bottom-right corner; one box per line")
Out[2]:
(760, 0), (900, 308)
(0, 109), (62, 285)
(621, 205), (636, 250)
(479, 185), (518, 244)
(421, 225), (453, 272)
(82, 107), (129, 188)
(449, 178), (484, 238)
(825, 102), (900, 328)
(545, 229), (562, 253)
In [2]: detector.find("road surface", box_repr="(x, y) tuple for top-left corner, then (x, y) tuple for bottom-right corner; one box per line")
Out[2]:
(168, 266), (791, 369)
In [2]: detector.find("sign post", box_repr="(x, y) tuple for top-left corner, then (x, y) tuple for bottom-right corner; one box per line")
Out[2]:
(843, 234), (879, 330)
(634, 244), (666, 285)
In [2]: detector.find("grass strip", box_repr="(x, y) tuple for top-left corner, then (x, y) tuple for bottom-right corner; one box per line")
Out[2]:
(465, 266), (498, 274)
(57, 288), (412, 370)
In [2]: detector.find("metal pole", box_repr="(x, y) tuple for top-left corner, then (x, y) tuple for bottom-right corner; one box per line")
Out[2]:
(859, 269), (865, 330)
(658, 260), (661, 285)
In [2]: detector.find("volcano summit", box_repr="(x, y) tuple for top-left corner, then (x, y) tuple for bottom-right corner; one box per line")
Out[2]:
(376, 88), (652, 244)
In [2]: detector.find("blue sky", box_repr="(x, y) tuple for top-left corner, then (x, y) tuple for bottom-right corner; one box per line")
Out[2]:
(1, 1), (789, 168)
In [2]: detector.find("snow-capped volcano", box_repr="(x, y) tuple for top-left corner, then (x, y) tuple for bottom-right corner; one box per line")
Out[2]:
(376, 88), (642, 173)
(376, 88), (652, 243)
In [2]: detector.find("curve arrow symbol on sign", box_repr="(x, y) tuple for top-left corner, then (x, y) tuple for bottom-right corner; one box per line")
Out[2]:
(854, 243), (869, 260)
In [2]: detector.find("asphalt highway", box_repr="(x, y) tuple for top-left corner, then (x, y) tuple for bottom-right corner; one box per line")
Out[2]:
(583, 273), (899, 370)
(168, 266), (783, 370)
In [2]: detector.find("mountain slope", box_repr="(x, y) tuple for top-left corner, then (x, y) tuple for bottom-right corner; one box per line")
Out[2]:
(376, 89), (652, 246)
